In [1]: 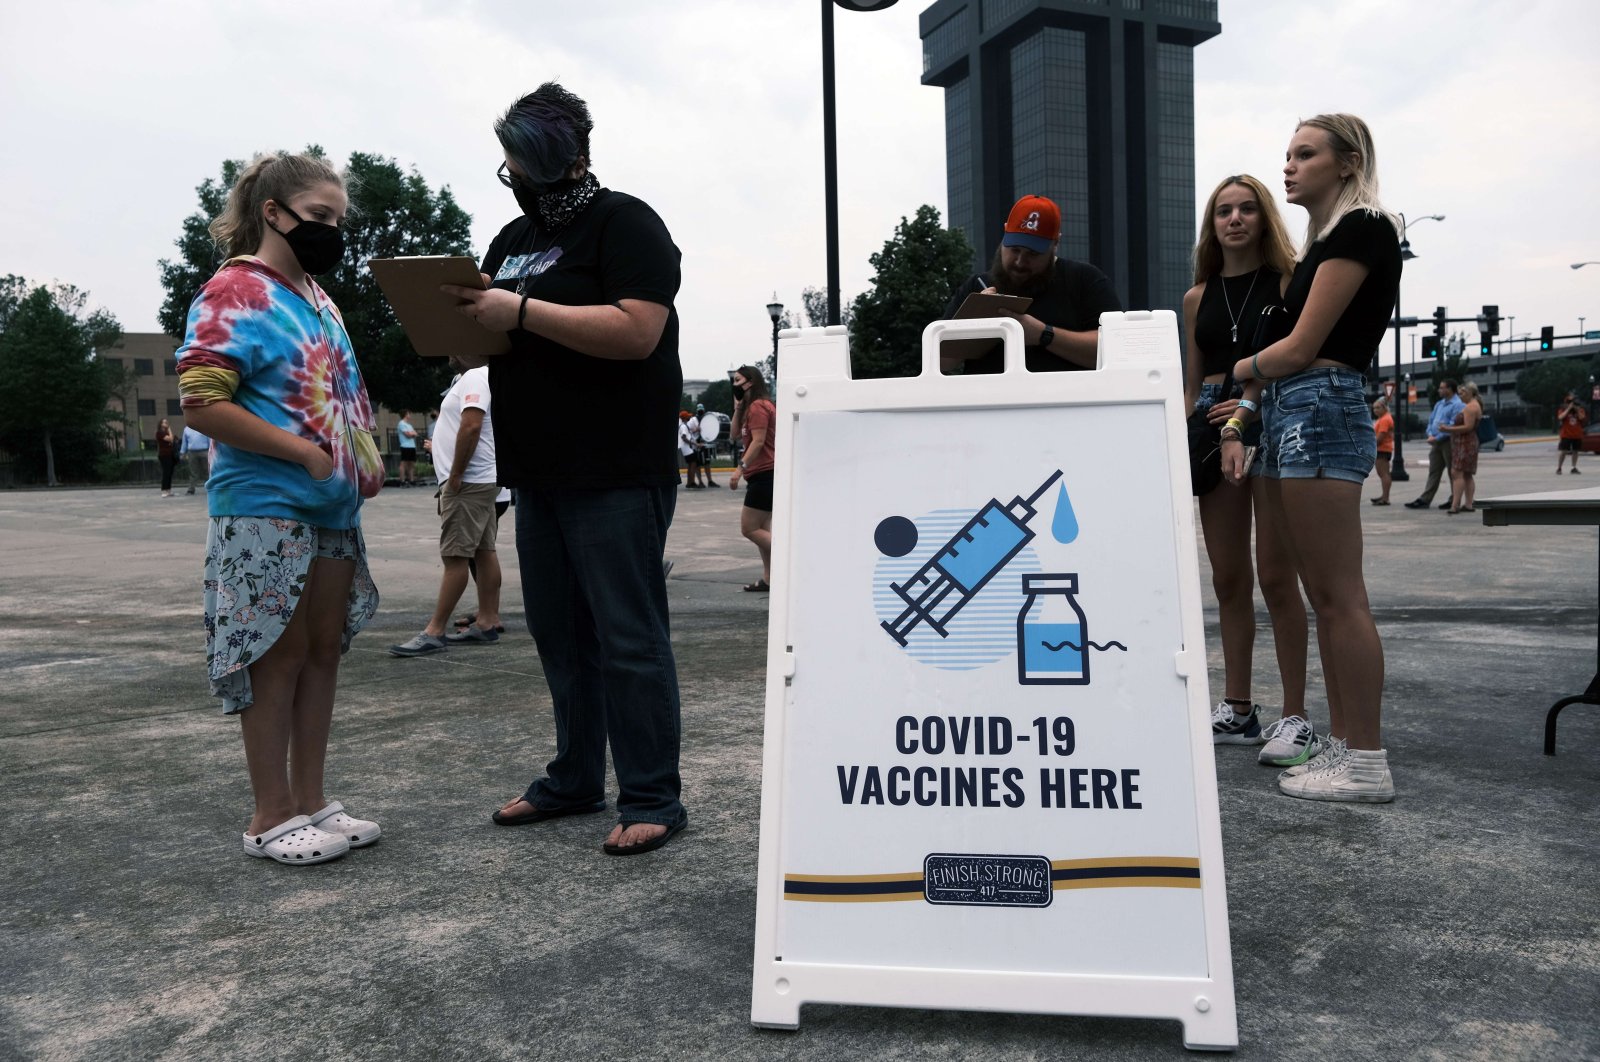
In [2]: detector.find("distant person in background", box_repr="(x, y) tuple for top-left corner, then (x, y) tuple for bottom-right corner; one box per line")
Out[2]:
(1557, 391), (1587, 474)
(679, 410), (702, 488)
(179, 424), (211, 494)
(390, 360), (503, 656)
(1370, 397), (1394, 505)
(1403, 378), (1462, 509)
(1442, 381), (1482, 514)
(728, 364), (775, 592)
(396, 409), (418, 485)
(696, 403), (721, 487)
(155, 418), (177, 497)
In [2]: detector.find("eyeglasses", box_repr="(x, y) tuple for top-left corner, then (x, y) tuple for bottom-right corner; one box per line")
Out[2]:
(497, 162), (538, 191)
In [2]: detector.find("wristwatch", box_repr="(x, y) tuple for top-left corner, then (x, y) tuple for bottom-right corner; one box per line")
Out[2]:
(1038, 325), (1056, 349)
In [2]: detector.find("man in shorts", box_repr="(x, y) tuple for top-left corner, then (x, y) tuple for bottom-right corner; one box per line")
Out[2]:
(1557, 391), (1588, 474)
(390, 363), (504, 656)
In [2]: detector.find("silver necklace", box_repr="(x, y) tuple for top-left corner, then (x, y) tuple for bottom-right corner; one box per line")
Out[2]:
(1221, 266), (1262, 345)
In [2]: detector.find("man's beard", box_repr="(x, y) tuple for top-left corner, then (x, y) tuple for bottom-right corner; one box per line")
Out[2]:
(989, 247), (1053, 296)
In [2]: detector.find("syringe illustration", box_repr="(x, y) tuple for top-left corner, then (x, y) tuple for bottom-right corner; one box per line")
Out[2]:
(880, 469), (1064, 647)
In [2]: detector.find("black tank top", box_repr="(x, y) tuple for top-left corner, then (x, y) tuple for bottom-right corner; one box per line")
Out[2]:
(1193, 267), (1283, 377)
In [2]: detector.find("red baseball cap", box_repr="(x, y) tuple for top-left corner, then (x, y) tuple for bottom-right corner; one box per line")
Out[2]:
(1002, 195), (1061, 253)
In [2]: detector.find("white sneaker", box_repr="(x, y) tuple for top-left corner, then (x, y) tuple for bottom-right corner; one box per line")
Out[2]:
(1280, 736), (1346, 779)
(1210, 701), (1264, 744)
(1279, 747), (1394, 803)
(1258, 715), (1321, 767)
(307, 801), (381, 848)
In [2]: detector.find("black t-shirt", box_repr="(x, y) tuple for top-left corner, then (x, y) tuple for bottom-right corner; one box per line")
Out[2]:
(482, 189), (682, 489)
(1283, 210), (1402, 372)
(1193, 267), (1285, 377)
(942, 258), (1122, 373)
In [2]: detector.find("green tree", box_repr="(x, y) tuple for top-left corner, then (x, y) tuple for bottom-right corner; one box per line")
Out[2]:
(801, 284), (853, 329)
(1516, 357), (1593, 424)
(158, 149), (475, 413)
(698, 378), (734, 416)
(0, 284), (123, 485)
(847, 205), (974, 379)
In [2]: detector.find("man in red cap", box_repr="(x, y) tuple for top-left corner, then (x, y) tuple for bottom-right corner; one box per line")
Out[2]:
(941, 194), (1121, 373)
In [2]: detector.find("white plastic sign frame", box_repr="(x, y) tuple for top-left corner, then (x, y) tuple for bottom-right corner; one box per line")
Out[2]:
(748, 312), (1237, 1051)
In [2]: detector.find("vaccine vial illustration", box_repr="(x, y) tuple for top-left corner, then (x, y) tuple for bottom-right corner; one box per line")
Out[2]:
(1017, 574), (1090, 685)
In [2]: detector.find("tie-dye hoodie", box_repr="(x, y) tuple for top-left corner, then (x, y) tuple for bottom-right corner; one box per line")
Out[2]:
(176, 257), (381, 528)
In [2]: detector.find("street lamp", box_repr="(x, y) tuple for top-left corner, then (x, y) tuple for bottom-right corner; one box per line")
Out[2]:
(1389, 212), (1444, 481)
(820, 0), (899, 326)
(767, 292), (784, 372)
(1571, 262), (1600, 269)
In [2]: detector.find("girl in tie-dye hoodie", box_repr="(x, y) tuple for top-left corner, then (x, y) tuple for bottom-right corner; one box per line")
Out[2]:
(177, 151), (383, 867)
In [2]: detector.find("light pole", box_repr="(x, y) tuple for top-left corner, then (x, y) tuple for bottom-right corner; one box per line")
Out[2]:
(1572, 262), (1600, 270)
(1390, 212), (1444, 480)
(821, 0), (899, 326)
(767, 293), (784, 376)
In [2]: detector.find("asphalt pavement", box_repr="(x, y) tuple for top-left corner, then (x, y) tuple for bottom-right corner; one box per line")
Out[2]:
(1, 439), (1596, 1061)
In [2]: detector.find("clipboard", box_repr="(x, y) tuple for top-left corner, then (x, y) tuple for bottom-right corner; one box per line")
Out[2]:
(368, 256), (512, 358)
(941, 292), (1033, 363)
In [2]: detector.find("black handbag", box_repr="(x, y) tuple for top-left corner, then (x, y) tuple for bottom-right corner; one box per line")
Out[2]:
(1250, 303), (1293, 356)
(1187, 371), (1238, 497)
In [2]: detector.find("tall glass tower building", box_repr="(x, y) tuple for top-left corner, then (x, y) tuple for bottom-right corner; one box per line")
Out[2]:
(920, 0), (1220, 316)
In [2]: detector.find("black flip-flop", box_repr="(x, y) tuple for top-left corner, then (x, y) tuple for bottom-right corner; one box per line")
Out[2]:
(491, 800), (607, 826)
(602, 816), (687, 856)
(742, 579), (770, 593)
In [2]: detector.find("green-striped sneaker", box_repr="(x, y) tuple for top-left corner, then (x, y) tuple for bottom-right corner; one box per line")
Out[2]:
(1258, 715), (1321, 766)
(1279, 736), (1346, 779)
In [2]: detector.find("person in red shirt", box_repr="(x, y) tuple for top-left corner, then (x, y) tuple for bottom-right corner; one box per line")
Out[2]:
(728, 364), (776, 591)
(1370, 397), (1395, 504)
(1557, 391), (1588, 474)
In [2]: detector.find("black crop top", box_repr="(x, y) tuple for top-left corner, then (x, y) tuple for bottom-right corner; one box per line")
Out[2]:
(1193, 267), (1284, 377)
(1283, 210), (1402, 372)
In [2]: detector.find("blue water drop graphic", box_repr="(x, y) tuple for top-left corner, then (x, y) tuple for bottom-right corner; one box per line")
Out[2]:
(1050, 483), (1079, 543)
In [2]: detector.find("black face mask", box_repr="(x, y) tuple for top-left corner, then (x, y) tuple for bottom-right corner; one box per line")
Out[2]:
(268, 202), (344, 276)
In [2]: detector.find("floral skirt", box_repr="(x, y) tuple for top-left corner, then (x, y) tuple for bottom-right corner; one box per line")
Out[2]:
(203, 517), (379, 714)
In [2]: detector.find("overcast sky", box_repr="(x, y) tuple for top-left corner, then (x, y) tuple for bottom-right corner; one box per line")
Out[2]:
(2, 0), (1596, 380)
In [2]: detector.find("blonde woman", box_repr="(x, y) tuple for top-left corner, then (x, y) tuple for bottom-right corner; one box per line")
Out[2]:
(1440, 382), (1482, 513)
(1183, 175), (1313, 767)
(1222, 114), (1402, 802)
(177, 151), (384, 864)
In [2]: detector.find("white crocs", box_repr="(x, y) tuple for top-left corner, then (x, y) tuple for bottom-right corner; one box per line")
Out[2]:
(243, 815), (349, 864)
(307, 801), (382, 848)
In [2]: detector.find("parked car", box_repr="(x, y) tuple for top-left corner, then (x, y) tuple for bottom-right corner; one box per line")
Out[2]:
(1476, 414), (1505, 452)
(1583, 423), (1600, 455)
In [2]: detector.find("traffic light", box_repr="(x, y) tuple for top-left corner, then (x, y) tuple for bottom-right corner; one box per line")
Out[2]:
(1540, 326), (1554, 351)
(1482, 305), (1500, 336)
(1434, 306), (1448, 338)
(1478, 332), (1492, 356)
(1421, 336), (1440, 359)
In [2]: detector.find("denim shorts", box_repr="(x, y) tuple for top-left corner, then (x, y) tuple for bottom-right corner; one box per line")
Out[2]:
(1251, 367), (1375, 484)
(1195, 382), (1263, 447)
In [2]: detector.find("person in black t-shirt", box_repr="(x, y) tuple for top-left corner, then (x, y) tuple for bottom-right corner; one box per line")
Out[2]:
(1181, 173), (1311, 766)
(1221, 113), (1401, 804)
(443, 82), (687, 855)
(940, 195), (1121, 374)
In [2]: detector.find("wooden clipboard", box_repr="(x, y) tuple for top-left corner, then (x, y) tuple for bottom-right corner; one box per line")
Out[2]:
(941, 292), (1033, 362)
(368, 256), (512, 358)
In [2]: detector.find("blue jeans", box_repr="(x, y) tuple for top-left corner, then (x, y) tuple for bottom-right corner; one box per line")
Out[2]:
(515, 485), (685, 827)
(1251, 367), (1375, 484)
